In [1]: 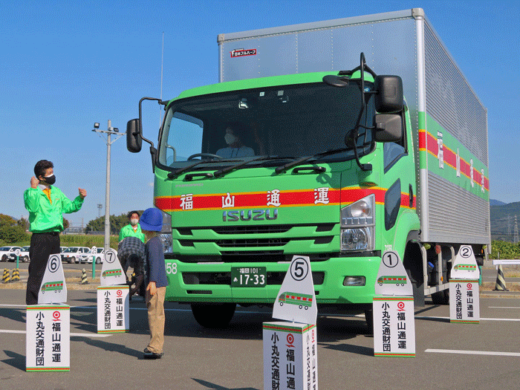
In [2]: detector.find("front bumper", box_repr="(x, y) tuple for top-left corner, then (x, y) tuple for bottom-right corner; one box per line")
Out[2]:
(165, 256), (380, 305)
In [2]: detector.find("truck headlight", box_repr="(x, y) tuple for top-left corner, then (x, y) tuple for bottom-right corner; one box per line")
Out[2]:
(340, 194), (375, 252)
(160, 211), (173, 254)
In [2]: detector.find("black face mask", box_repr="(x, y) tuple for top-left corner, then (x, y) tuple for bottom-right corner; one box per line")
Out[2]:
(41, 175), (56, 185)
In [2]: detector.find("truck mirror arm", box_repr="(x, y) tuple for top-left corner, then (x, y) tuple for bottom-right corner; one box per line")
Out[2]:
(138, 97), (167, 148)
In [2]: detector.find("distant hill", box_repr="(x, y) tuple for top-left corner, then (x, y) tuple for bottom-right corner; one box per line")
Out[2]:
(490, 201), (520, 242)
(490, 199), (507, 206)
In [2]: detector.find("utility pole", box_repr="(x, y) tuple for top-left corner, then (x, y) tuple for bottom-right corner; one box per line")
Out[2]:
(97, 204), (103, 218)
(514, 215), (519, 244)
(92, 120), (125, 253)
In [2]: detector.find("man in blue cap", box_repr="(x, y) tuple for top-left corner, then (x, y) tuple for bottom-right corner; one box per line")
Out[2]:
(139, 207), (168, 359)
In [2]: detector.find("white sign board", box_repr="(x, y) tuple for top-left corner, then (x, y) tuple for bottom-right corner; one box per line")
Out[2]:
(100, 249), (126, 286)
(375, 251), (413, 296)
(15, 248), (21, 257)
(97, 286), (130, 333)
(26, 304), (70, 372)
(272, 256), (317, 325)
(263, 321), (318, 390)
(38, 254), (67, 304)
(450, 245), (479, 279)
(373, 297), (415, 357)
(449, 280), (480, 324)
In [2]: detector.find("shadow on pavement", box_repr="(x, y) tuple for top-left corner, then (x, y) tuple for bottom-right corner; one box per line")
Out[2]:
(0, 308), (26, 324)
(72, 337), (143, 359)
(2, 350), (25, 371)
(192, 378), (258, 390)
(321, 342), (373, 356)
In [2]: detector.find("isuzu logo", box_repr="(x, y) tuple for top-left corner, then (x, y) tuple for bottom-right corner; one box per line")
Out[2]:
(223, 209), (278, 222)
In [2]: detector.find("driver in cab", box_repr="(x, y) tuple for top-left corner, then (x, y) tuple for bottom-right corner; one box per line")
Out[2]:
(216, 123), (255, 158)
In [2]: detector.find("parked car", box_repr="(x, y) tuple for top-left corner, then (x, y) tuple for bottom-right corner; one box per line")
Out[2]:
(19, 246), (31, 262)
(0, 246), (23, 262)
(62, 247), (91, 264)
(87, 248), (105, 264)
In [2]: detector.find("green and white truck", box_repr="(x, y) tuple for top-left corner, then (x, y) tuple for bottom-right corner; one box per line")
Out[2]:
(127, 9), (490, 329)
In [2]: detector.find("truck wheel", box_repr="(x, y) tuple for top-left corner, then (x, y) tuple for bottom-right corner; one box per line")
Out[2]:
(431, 289), (450, 305)
(191, 303), (236, 329)
(1, 255), (7, 262)
(96, 257), (101, 264)
(365, 309), (374, 334)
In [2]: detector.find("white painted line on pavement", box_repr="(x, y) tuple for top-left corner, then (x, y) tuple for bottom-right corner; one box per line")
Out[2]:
(416, 315), (520, 322)
(0, 329), (111, 338)
(489, 306), (520, 309)
(426, 349), (520, 357)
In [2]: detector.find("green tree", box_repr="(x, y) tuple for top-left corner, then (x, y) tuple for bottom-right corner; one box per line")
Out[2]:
(17, 217), (30, 232)
(63, 217), (70, 230)
(0, 214), (28, 243)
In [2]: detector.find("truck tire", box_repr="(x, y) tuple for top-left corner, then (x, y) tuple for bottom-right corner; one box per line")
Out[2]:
(96, 257), (101, 264)
(191, 303), (236, 329)
(365, 309), (374, 334)
(1, 255), (7, 262)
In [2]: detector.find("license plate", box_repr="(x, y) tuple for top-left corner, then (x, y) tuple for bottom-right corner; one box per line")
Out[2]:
(231, 267), (267, 287)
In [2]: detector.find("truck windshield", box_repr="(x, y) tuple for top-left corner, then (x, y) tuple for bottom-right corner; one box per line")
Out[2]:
(158, 82), (374, 170)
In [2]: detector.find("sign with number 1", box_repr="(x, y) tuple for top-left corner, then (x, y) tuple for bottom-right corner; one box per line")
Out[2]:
(375, 251), (413, 296)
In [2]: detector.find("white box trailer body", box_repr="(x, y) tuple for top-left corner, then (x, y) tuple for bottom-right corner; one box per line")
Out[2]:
(217, 8), (490, 247)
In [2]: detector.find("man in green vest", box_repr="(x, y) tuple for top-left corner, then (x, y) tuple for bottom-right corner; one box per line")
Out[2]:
(24, 159), (86, 305)
(119, 211), (146, 243)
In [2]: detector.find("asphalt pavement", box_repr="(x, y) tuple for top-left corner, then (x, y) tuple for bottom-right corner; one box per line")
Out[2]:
(1, 289), (519, 389)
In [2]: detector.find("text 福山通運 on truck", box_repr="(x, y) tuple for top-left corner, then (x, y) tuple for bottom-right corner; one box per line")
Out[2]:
(126, 8), (490, 330)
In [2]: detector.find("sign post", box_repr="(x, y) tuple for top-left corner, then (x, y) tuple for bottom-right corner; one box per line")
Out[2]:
(449, 245), (480, 324)
(373, 250), (416, 357)
(263, 322), (318, 390)
(264, 255), (318, 390)
(91, 246), (97, 279)
(27, 254), (70, 372)
(15, 248), (20, 268)
(97, 248), (129, 333)
(97, 285), (130, 333)
(26, 305), (70, 372)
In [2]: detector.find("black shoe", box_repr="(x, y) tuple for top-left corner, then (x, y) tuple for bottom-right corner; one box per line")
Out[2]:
(143, 348), (163, 359)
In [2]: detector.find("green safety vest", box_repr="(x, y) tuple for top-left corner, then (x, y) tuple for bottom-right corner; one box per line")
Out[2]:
(119, 224), (146, 243)
(24, 186), (84, 233)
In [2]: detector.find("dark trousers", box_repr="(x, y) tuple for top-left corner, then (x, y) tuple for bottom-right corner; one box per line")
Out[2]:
(26, 233), (60, 305)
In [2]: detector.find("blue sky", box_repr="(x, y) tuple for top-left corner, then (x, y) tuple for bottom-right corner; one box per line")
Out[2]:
(1, 0), (518, 226)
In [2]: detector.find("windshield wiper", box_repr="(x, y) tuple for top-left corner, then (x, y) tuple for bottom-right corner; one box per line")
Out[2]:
(274, 148), (348, 174)
(213, 156), (269, 178)
(167, 159), (237, 179)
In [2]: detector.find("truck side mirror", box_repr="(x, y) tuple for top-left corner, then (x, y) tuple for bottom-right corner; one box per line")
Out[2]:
(127, 119), (142, 153)
(374, 114), (403, 142)
(375, 76), (403, 113)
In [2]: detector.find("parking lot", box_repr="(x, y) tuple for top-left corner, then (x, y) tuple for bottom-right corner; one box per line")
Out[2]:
(1, 288), (519, 389)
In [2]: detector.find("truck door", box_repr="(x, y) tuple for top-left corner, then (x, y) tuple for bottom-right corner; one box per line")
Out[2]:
(381, 106), (416, 249)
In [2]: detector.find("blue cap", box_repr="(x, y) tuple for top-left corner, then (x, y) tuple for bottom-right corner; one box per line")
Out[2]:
(140, 208), (163, 232)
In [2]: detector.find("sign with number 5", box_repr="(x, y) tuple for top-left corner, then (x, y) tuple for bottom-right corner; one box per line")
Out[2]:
(272, 255), (317, 325)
